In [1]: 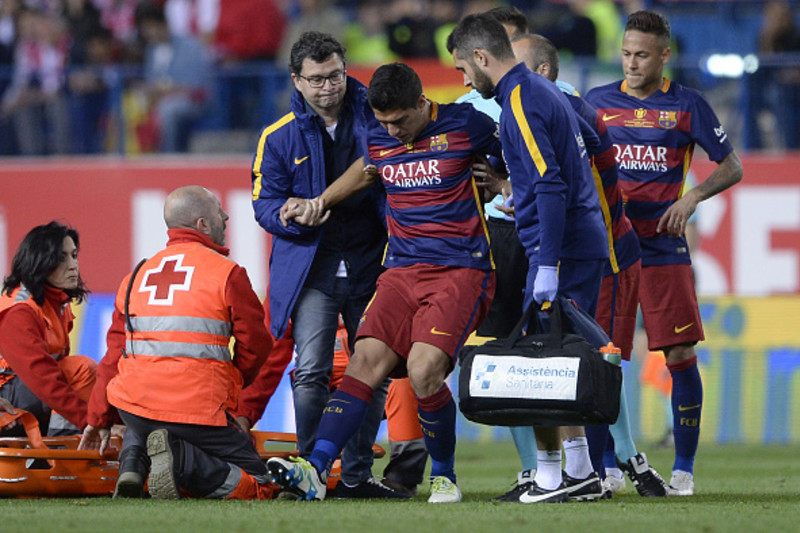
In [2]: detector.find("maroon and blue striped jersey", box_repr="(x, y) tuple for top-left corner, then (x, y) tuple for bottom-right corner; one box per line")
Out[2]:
(363, 101), (502, 270)
(585, 78), (734, 266)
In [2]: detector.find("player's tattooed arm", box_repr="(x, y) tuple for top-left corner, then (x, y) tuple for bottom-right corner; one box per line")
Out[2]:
(657, 151), (743, 237)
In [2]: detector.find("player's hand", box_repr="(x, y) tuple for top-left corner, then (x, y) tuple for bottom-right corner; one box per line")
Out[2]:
(280, 197), (305, 227)
(533, 265), (558, 304)
(496, 193), (515, 218)
(279, 197), (331, 227)
(364, 164), (379, 182)
(472, 155), (509, 197)
(0, 398), (17, 430)
(78, 424), (111, 454)
(236, 416), (252, 433)
(294, 197), (330, 227)
(657, 190), (698, 237)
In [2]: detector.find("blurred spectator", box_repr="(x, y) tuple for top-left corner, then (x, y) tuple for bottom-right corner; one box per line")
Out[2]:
(431, 0), (461, 64)
(343, 0), (396, 66)
(95, 0), (138, 43)
(277, 0), (347, 67)
(214, 0), (285, 62)
(386, 0), (437, 58)
(759, 0), (800, 149)
(579, 0), (623, 62)
(214, 0), (286, 130)
(62, 0), (102, 64)
(0, 0), (21, 155)
(135, 1), (214, 152)
(164, 0), (218, 43)
(67, 26), (115, 153)
(1, 7), (70, 155)
(533, 0), (597, 58)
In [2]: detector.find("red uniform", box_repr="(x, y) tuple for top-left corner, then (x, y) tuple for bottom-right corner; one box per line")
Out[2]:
(0, 285), (94, 429)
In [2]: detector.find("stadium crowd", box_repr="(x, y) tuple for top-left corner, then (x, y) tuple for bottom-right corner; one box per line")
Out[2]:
(0, 0), (796, 156)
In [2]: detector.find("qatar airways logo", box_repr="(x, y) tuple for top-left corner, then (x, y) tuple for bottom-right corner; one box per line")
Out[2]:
(614, 143), (669, 172)
(381, 159), (442, 188)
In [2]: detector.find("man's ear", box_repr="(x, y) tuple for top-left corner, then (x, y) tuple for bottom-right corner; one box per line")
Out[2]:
(195, 217), (210, 236)
(537, 62), (551, 79)
(473, 48), (489, 67)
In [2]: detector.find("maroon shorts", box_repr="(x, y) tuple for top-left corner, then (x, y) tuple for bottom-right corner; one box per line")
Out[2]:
(356, 263), (495, 377)
(596, 259), (641, 361)
(639, 264), (704, 350)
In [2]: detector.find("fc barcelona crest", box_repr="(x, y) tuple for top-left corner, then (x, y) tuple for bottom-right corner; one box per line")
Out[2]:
(430, 134), (449, 152)
(658, 110), (677, 129)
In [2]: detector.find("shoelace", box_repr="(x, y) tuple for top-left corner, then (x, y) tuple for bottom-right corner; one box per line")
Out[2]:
(432, 477), (455, 493)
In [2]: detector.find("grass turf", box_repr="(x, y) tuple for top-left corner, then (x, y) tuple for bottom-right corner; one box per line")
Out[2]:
(2, 441), (798, 533)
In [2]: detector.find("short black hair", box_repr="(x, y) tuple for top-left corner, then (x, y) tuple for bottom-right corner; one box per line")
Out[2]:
(289, 31), (346, 75)
(512, 33), (559, 81)
(367, 63), (422, 112)
(625, 10), (671, 47)
(3, 221), (89, 305)
(486, 6), (529, 38)
(447, 13), (515, 62)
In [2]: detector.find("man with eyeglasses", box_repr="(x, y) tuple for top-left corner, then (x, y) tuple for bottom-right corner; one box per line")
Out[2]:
(250, 31), (403, 499)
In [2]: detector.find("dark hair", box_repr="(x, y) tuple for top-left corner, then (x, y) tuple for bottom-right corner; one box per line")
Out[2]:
(486, 6), (529, 38)
(512, 33), (559, 81)
(367, 63), (422, 112)
(625, 10), (671, 46)
(135, 1), (166, 26)
(446, 13), (515, 62)
(289, 31), (346, 75)
(2, 221), (89, 305)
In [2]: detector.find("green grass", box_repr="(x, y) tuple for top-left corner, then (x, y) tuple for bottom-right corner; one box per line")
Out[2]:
(2, 441), (798, 533)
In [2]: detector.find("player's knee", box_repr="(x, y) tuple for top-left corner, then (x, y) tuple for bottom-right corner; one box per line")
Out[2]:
(663, 343), (696, 365)
(407, 362), (446, 398)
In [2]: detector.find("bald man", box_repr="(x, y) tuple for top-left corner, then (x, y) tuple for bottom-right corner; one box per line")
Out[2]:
(80, 186), (274, 500)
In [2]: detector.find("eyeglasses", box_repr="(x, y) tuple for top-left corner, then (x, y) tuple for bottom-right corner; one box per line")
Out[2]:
(297, 70), (346, 88)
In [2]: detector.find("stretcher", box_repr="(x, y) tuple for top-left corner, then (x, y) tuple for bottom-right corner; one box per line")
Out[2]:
(0, 410), (384, 498)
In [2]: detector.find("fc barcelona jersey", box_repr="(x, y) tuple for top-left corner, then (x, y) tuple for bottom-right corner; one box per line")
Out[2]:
(585, 78), (734, 266)
(364, 101), (502, 270)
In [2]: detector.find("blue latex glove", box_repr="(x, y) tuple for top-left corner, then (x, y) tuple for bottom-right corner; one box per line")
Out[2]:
(533, 265), (558, 304)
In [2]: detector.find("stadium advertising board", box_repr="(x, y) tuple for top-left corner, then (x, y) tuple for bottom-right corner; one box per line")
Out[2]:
(1, 155), (798, 443)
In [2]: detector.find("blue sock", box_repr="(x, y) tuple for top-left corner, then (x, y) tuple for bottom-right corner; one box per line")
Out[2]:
(668, 356), (702, 473)
(584, 424), (608, 477)
(417, 386), (457, 483)
(508, 426), (537, 472)
(603, 430), (618, 471)
(609, 379), (638, 462)
(309, 375), (373, 475)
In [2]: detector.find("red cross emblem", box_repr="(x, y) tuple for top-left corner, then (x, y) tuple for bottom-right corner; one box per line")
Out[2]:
(139, 254), (194, 305)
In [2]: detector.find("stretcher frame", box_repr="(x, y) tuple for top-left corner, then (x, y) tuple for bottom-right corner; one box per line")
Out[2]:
(0, 431), (348, 498)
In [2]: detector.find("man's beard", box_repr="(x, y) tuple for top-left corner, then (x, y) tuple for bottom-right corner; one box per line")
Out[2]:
(472, 67), (495, 99)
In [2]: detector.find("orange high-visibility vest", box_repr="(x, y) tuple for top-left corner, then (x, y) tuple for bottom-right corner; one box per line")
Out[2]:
(0, 286), (72, 388)
(106, 242), (242, 426)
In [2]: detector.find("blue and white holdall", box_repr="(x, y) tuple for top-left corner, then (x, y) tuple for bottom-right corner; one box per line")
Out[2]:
(458, 297), (622, 427)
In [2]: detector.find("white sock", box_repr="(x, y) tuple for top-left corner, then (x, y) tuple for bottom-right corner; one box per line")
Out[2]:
(605, 467), (624, 480)
(563, 437), (594, 479)
(534, 450), (563, 490)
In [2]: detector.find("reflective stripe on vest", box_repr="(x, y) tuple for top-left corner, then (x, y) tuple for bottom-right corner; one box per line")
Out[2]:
(129, 316), (232, 337)
(125, 340), (232, 361)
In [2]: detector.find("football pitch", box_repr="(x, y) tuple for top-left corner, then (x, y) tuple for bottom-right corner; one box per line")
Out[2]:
(2, 440), (798, 533)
